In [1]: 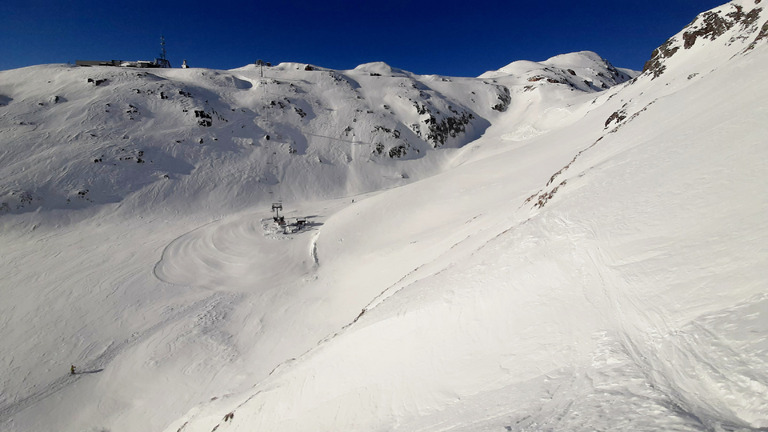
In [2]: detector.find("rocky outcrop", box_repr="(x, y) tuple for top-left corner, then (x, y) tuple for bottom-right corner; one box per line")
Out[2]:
(643, 1), (766, 78)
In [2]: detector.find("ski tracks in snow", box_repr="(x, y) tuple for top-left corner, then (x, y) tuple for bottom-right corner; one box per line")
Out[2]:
(570, 221), (768, 430)
(0, 290), (237, 423)
(154, 213), (318, 291)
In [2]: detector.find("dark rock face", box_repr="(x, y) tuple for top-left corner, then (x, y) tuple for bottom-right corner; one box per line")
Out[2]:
(643, 39), (680, 78)
(746, 18), (768, 50)
(642, 3), (765, 78)
(492, 86), (511, 112)
(605, 110), (627, 128)
(194, 110), (212, 127)
(424, 111), (474, 148)
(682, 11), (735, 49)
(87, 78), (108, 86)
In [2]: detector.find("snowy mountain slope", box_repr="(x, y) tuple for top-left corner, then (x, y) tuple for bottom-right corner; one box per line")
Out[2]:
(1, 1), (767, 431)
(0, 52), (633, 431)
(157, 2), (768, 431)
(0, 52), (630, 222)
(643, 0), (768, 78)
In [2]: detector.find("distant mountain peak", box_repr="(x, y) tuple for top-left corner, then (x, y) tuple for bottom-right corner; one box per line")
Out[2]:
(479, 51), (636, 92)
(351, 61), (405, 77)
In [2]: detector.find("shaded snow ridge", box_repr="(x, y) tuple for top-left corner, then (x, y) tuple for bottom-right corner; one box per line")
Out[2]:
(1, 1), (767, 432)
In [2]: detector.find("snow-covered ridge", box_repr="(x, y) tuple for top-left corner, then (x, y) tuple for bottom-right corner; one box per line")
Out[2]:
(0, 53), (632, 219)
(643, 0), (767, 78)
(480, 50), (634, 92)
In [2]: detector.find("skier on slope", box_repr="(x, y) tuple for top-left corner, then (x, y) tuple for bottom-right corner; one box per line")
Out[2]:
(70, 364), (76, 375)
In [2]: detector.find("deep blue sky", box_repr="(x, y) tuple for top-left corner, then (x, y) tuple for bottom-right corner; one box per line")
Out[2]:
(0, 0), (727, 76)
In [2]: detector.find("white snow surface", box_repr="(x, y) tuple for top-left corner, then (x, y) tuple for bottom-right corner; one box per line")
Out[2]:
(1, 2), (767, 431)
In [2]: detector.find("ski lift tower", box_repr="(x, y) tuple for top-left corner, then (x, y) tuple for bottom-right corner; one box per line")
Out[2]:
(256, 59), (265, 78)
(272, 202), (285, 225)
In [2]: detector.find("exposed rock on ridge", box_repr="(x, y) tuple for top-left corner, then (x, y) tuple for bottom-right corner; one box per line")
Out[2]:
(644, 0), (766, 77)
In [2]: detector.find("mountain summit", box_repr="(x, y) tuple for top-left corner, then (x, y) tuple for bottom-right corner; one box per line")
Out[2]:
(644, 0), (767, 77)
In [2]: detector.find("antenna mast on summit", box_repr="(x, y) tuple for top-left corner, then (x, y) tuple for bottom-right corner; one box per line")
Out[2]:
(159, 35), (168, 61)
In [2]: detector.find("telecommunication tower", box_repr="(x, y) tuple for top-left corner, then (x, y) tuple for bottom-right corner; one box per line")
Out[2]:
(159, 35), (168, 62)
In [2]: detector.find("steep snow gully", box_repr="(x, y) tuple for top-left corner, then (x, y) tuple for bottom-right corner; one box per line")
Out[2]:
(1, 1), (767, 431)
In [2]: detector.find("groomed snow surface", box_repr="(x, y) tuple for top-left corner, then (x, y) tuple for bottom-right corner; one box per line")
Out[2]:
(1, 2), (767, 430)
